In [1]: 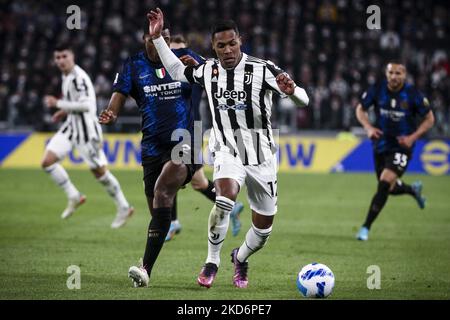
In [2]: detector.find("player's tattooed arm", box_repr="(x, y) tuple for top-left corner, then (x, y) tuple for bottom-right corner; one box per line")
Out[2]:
(99, 92), (127, 124)
(356, 104), (383, 140)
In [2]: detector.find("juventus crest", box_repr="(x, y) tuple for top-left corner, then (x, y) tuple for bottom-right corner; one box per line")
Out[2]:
(244, 71), (253, 85)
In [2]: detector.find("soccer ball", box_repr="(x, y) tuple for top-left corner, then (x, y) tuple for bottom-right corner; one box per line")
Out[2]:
(296, 262), (335, 298)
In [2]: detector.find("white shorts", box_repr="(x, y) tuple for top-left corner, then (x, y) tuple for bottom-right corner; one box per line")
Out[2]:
(213, 151), (278, 216)
(46, 131), (107, 169)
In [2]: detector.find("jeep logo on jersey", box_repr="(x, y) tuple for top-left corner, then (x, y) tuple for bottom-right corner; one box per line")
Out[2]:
(214, 87), (247, 101)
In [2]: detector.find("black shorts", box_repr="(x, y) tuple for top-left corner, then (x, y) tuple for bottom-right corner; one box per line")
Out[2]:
(374, 151), (412, 179)
(142, 149), (202, 198)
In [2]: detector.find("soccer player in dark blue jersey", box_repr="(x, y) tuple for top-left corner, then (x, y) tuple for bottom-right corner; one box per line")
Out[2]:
(99, 27), (241, 287)
(100, 27), (196, 286)
(355, 61), (435, 241)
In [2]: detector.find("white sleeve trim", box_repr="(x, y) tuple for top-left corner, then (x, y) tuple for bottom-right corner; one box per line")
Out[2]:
(289, 86), (309, 107)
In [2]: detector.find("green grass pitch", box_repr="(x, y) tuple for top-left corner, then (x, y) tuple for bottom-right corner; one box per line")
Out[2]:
(0, 168), (449, 300)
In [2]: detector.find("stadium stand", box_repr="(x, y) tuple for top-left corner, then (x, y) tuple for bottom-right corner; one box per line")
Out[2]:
(0, 0), (448, 136)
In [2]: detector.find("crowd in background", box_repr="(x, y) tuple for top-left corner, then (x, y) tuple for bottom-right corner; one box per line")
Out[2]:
(0, 0), (449, 137)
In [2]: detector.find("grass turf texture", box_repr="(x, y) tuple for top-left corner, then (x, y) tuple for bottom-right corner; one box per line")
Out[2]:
(0, 168), (449, 300)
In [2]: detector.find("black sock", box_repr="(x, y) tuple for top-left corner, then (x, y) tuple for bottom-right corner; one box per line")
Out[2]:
(390, 181), (414, 196)
(199, 180), (216, 202)
(363, 181), (390, 230)
(143, 207), (172, 275)
(171, 195), (177, 221)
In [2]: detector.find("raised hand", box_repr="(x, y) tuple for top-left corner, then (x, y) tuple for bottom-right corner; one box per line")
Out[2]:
(179, 55), (199, 67)
(98, 109), (117, 124)
(276, 73), (295, 95)
(147, 8), (164, 39)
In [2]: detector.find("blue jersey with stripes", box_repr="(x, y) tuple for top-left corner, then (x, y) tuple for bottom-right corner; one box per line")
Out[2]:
(360, 80), (431, 153)
(112, 50), (203, 157)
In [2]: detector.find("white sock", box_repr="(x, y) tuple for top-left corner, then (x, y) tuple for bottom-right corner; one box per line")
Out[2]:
(98, 170), (129, 210)
(237, 224), (272, 263)
(206, 196), (234, 267)
(44, 163), (80, 200)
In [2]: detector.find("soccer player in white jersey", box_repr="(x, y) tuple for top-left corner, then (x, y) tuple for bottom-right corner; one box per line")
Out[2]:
(148, 8), (309, 288)
(42, 43), (134, 228)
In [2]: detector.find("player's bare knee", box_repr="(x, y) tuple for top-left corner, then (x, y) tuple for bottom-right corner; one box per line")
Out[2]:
(153, 187), (175, 208)
(214, 179), (239, 201)
(252, 213), (274, 230)
(41, 150), (59, 169)
(217, 190), (237, 202)
(41, 157), (55, 169)
(41, 160), (49, 169)
(166, 161), (187, 175)
(92, 166), (106, 179)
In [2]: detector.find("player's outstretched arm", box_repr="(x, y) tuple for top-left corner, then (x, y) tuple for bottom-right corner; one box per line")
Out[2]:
(397, 110), (435, 148)
(147, 8), (189, 83)
(355, 104), (383, 140)
(99, 92), (127, 124)
(44, 94), (92, 112)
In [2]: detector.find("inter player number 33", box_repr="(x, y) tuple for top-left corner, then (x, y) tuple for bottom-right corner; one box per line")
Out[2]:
(393, 153), (408, 168)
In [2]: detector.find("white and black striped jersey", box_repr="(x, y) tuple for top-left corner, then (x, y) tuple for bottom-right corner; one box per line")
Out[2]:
(56, 65), (102, 145)
(153, 37), (309, 165)
(186, 53), (289, 165)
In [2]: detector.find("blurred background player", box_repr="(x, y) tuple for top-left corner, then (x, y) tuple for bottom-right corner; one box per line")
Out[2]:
(42, 43), (134, 228)
(148, 8), (309, 289)
(355, 61), (435, 241)
(167, 34), (245, 242)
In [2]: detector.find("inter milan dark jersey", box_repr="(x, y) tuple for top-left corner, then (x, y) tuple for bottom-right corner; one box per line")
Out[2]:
(360, 80), (431, 154)
(112, 50), (204, 157)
